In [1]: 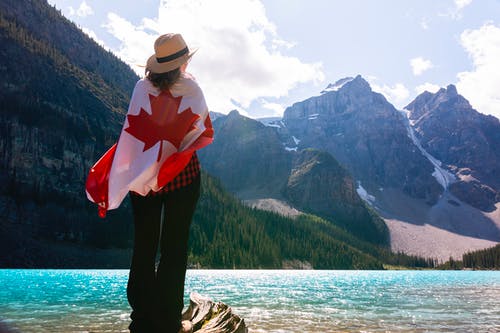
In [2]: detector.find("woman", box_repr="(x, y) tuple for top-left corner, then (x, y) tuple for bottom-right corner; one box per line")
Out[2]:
(86, 33), (213, 333)
(127, 33), (212, 333)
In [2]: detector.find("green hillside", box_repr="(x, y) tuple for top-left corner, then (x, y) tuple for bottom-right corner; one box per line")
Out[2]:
(191, 174), (383, 269)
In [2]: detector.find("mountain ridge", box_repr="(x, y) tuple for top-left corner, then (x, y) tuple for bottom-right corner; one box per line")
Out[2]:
(202, 75), (499, 259)
(254, 75), (499, 259)
(405, 84), (500, 212)
(282, 75), (443, 206)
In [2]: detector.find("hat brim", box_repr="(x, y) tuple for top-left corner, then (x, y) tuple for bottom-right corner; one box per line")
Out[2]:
(146, 49), (197, 74)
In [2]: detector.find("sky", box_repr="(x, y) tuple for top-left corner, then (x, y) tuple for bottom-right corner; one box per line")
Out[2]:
(46, 0), (500, 120)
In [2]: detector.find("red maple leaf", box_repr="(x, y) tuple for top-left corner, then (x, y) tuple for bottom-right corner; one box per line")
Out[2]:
(124, 91), (200, 161)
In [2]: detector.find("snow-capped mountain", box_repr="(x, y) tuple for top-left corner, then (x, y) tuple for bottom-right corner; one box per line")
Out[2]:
(282, 75), (443, 206)
(400, 108), (456, 191)
(405, 85), (500, 212)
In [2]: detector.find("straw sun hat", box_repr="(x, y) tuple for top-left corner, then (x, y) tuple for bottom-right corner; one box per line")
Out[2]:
(146, 33), (196, 73)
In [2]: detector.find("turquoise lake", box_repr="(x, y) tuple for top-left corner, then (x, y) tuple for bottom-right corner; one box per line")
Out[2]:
(0, 270), (498, 332)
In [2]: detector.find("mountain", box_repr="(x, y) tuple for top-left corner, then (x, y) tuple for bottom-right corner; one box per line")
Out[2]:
(201, 78), (499, 259)
(199, 110), (291, 199)
(0, 0), (139, 202)
(0, 0), (139, 254)
(199, 110), (389, 245)
(282, 75), (443, 209)
(405, 85), (500, 212)
(285, 149), (388, 244)
(278, 77), (499, 260)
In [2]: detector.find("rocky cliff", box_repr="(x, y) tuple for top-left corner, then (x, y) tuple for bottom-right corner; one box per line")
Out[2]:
(405, 85), (500, 211)
(282, 75), (443, 209)
(276, 77), (499, 259)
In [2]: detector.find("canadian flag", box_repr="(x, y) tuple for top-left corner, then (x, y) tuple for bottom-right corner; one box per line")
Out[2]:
(85, 74), (213, 217)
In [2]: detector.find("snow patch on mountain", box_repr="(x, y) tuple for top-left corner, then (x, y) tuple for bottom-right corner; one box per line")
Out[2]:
(258, 117), (282, 128)
(401, 109), (456, 189)
(356, 181), (376, 205)
(282, 136), (301, 152)
(321, 77), (355, 94)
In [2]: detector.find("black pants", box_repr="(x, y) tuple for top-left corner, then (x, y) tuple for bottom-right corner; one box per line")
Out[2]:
(127, 176), (200, 333)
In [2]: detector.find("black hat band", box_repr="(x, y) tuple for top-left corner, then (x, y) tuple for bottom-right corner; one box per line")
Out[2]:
(156, 47), (189, 63)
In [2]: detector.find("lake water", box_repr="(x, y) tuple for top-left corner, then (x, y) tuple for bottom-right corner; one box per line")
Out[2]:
(0, 270), (498, 332)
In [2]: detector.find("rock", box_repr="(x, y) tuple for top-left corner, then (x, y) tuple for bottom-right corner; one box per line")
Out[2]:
(0, 321), (17, 333)
(405, 84), (500, 211)
(182, 293), (248, 333)
(282, 75), (442, 205)
(449, 180), (498, 212)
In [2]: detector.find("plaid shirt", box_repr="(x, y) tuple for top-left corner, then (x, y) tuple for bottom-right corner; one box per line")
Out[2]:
(131, 152), (200, 196)
(159, 152), (200, 193)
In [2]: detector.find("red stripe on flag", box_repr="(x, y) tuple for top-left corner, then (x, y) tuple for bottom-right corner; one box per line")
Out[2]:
(85, 144), (117, 218)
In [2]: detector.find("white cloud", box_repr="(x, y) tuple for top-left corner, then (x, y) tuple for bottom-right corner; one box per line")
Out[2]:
(46, 0), (79, 17)
(261, 101), (285, 117)
(104, 13), (155, 70)
(457, 23), (500, 120)
(420, 18), (429, 30)
(410, 57), (434, 76)
(415, 83), (441, 95)
(76, 1), (93, 17)
(455, 0), (473, 11)
(369, 80), (410, 109)
(103, 0), (324, 114)
(444, 0), (473, 20)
